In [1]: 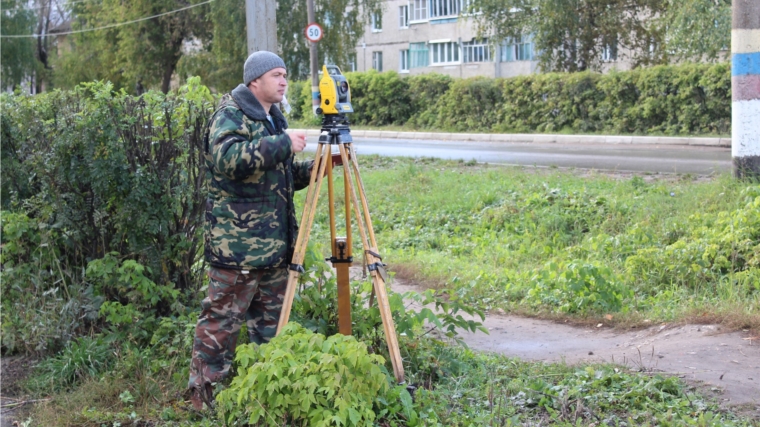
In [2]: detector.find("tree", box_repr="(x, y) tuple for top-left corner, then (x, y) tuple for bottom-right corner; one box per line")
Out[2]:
(178, 0), (382, 92)
(658, 0), (730, 62)
(176, 0), (247, 92)
(471, 0), (667, 72)
(1, 0), (38, 90)
(55, 0), (211, 93)
(277, 0), (382, 81)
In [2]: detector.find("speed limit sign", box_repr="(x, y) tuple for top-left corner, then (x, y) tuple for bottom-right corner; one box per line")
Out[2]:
(304, 23), (324, 42)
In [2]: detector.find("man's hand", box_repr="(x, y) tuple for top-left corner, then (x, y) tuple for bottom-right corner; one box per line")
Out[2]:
(286, 130), (307, 153)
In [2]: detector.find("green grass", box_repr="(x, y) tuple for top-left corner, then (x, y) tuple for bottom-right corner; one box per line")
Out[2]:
(300, 156), (760, 329)
(410, 343), (754, 426)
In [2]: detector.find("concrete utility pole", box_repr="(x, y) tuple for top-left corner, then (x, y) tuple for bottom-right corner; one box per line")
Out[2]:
(732, 0), (760, 178)
(308, 0), (320, 115)
(246, 0), (278, 54)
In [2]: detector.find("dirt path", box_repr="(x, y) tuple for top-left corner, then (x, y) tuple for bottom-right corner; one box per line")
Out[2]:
(391, 278), (760, 413)
(1, 356), (37, 427)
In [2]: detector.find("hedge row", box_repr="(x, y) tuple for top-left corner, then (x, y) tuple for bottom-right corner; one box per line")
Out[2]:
(1, 79), (214, 353)
(288, 63), (730, 136)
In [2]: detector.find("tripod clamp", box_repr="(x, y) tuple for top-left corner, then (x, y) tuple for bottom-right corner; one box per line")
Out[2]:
(326, 238), (353, 264)
(365, 250), (389, 283)
(288, 264), (305, 273)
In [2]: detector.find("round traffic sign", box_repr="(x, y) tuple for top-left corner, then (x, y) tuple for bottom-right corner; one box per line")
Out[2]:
(304, 23), (324, 42)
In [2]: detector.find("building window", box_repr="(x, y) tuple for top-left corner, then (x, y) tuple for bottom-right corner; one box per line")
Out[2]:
(602, 42), (618, 62)
(410, 42), (429, 68)
(349, 53), (357, 72)
(430, 0), (461, 18)
(463, 38), (490, 63)
(372, 51), (383, 71)
(399, 5), (409, 28)
(371, 11), (382, 31)
(412, 0), (427, 21)
(400, 49), (410, 71)
(500, 35), (534, 62)
(430, 41), (460, 64)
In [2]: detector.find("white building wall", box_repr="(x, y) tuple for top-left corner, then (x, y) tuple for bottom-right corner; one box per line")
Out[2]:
(357, 0), (638, 79)
(357, 0), (541, 79)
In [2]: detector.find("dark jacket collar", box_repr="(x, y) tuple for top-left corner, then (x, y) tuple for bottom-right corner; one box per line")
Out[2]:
(231, 84), (288, 131)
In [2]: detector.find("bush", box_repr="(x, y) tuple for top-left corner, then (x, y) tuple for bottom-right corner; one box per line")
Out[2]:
(293, 62), (730, 135)
(525, 261), (631, 314)
(1, 78), (213, 354)
(345, 70), (413, 126)
(0, 211), (99, 354)
(432, 77), (504, 132)
(216, 323), (416, 427)
(286, 79), (307, 122)
(624, 187), (760, 291)
(406, 73), (453, 128)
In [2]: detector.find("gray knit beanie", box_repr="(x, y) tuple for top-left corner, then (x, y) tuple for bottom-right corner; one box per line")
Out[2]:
(244, 51), (287, 85)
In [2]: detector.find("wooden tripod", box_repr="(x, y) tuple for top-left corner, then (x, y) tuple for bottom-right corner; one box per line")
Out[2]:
(275, 115), (405, 384)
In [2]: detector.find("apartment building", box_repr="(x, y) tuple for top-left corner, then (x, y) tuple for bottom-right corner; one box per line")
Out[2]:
(354, 0), (540, 78)
(355, 0), (631, 78)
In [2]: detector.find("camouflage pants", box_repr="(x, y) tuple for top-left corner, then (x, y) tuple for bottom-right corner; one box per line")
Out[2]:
(188, 266), (288, 390)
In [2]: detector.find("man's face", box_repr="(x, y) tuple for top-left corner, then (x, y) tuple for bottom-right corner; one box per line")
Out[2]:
(249, 67), (288, 106)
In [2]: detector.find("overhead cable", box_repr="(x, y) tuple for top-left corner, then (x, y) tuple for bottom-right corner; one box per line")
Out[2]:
(1, 0), (213, 38)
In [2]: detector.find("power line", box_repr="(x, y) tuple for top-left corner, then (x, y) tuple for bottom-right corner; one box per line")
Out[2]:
(1, 0), (214, 38)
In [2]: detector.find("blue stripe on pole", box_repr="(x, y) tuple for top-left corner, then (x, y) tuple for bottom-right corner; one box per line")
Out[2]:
(312, 91), (320, 100)
(732, 52), (760, 76)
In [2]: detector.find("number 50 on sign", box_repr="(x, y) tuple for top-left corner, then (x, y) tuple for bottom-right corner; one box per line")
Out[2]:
(304, 23), (324, 43)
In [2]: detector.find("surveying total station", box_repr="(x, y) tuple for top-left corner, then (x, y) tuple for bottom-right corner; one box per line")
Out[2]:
(275, 65), (405, 384)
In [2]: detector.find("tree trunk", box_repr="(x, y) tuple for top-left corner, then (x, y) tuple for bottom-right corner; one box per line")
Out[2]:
(161, 63), (174, 94)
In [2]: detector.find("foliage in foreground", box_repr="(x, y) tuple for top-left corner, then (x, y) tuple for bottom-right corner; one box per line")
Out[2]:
(1, 79), (213, 355)
(20, 279), (757, 427)
(217, 323), (414, 427)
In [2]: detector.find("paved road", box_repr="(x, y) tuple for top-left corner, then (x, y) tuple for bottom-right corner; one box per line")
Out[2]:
(305, 137), (732, 175)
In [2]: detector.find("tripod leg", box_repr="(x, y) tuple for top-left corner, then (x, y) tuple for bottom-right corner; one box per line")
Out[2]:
(338, 143), (405, 384)
(277, 143), (331, 335)
(334, 238), (352, 335)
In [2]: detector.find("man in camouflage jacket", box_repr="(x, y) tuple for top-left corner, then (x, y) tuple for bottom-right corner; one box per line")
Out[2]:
(189, 51), (312, 410)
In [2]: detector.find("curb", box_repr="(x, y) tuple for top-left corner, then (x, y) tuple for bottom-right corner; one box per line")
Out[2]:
(296, 129), (730, 147)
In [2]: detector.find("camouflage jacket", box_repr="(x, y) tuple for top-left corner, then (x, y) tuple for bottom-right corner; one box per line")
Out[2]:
(203, 84), (312, 270)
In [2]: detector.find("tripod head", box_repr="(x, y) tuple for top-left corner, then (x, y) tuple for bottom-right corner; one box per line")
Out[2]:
(318, 111), (353, 145)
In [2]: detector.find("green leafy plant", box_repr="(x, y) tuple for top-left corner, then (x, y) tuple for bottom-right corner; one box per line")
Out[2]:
(526, 261), (631, 314)
(291, 245), (486, 358)
(26, 336), (114, 393)
(216, 322), (415, 426)
(0, 211), (97, 354)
